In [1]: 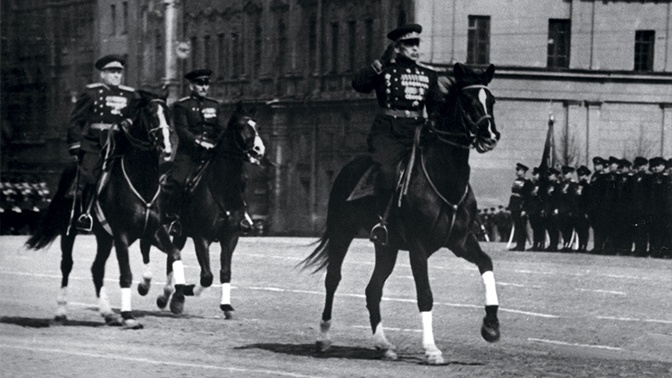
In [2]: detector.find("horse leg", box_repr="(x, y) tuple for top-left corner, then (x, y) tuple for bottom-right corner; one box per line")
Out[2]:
(54, 233), (76, 324)
(113, 234), (143, 329)
(454, 233), (500, 342)
(316, 235), (354, 352)
(156, 236), (185, 308)
(183, 236), (212, 298)
(137, 238), (152, 296)
(408, 247), (444, 364)
(153, 228), (186, 315)
(218, 235), (237, 319)
(90, 234), (121, 326)
(366, 245), (399, 360)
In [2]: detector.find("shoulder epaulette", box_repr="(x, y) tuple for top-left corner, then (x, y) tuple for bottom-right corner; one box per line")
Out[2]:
(86, 83), (104, 89)
(118, 85), (134, 92)
(204, 96), (220, 103)
(177, 96), (191, 102)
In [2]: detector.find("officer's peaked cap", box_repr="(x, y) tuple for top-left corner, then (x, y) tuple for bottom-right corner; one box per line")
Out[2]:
(608, 156), (620, 165)
(95, 54), (125, 71)
(516, 163), (529, 172)
(548, 167), (560, 175)
(633, 156), (648, 167)
(592, 156), (605, 165)
(185, 69), (213, 81)
(387, 24), (422, 42)
(619, 159), (631, 168)
(532, 167), (540, 175)
(649, 156), (665, 167)
(577, 165), (591, 176)
(561, 165), (575, 174)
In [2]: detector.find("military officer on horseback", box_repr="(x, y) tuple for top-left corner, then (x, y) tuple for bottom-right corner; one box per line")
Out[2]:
(67, 54), (135, 231)
(161, 69), (227, 236)
(351, 23), (444, 245)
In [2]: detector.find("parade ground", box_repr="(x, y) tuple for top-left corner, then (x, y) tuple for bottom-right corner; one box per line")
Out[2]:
(0, 235), (671, 377)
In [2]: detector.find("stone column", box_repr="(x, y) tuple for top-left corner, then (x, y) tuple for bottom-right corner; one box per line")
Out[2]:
(585, 101), (602, 163)
(661, 103), (672, 157)
(269, 105), (289, 234)
(565, 100), (586, 165)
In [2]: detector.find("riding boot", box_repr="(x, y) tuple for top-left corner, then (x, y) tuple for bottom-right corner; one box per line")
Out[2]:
(75, 183), (94, 232)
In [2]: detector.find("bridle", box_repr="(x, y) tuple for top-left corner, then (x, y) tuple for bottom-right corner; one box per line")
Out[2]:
(227, 117), (263, 164)
(429, 84), (494, 150)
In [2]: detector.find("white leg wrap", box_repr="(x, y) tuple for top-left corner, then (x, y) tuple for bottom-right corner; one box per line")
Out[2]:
(373, 323), (390, 349)
(121, 287), (132, 312)
(56, 287), (68, 317)
(220, 283), (231, 305)
(421, 311), (437, 349)
(98, 287), (112, 314)
(172, 261), (185, 285)
(319, 319), (331, 342)
(482, 271), (499, 306)
(142, 263), (152, 280)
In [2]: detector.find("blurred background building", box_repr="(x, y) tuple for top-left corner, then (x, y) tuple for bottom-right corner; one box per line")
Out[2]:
(2, 0), (671, 235)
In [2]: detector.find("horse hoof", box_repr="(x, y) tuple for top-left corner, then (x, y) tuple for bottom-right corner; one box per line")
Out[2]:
(481, 317), (500, 343)
(122, 318), (144, 330)
(170, 292), (185, 315)
(183, 284), (195, 296)
(103, 313), (122, 326)
(51, 315), (67, 325)
(137, 279), (151, 296)
(220, 304), (235, 319)
(156, 295), (169, 309)
(377, 348), (398, 361)
(425, 351), (445, 365)
(315, 340), (332, 353)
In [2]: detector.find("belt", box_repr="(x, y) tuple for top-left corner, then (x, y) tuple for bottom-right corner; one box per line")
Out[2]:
(90, 123), (114, 130)
(381, 109), (422, 118)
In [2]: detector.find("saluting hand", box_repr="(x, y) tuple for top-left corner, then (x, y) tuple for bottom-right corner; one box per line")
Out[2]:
(380, 42), (397, 66)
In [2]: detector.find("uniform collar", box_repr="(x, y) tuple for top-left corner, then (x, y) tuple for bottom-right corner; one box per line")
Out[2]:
(396, 55), (417, 68)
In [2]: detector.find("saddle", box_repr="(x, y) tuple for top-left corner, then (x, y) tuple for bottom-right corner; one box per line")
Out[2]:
(347, 126), (422, 205)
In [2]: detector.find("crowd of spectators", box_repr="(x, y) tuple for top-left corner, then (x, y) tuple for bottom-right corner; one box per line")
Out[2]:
(0, 178), (51, 235)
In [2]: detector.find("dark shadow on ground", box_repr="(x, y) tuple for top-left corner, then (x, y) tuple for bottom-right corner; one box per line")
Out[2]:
(0, 316), (104, 328)
(235, 343), (486, 366)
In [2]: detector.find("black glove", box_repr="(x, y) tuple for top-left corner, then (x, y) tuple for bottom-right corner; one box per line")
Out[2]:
(379, 43), (396, 66)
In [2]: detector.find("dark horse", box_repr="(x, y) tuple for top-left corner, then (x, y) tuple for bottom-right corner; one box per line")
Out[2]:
(25, 90), (188, 329)
(147, 102), (265, 318)
(301, 63), (501, 364)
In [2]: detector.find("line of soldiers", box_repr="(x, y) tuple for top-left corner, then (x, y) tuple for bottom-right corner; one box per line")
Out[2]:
(0, 179), (51, 235)
(505, 156), (672, 258)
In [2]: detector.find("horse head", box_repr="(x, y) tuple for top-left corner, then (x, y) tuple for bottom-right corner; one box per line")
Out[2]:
(131, 90), (174, 161)
(226, 101), (265, 164)
(452, 63), (499, 153)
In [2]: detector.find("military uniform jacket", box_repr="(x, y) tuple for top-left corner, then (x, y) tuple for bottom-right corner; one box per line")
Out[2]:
(524, 179), (545, 215)
(352, 56), (443, 117)
(508, 177), (531, 212)
(67, 83), (136, 153)
(172, 95), (226, 155)
(576, 179), (591, 215)
(557, 180), (579, 216)
(543, 180), (561, 215)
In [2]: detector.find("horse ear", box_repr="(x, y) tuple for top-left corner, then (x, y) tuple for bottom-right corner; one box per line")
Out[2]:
(484, 64), (495, 84)
(160, 84), (170, 101)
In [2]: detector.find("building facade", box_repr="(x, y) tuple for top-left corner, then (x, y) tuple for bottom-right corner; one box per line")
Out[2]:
(2, 0), (671, 235)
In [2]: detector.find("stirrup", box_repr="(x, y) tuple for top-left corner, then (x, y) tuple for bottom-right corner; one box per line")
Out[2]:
(75, 213), (93, 232)
(369, 222), (388, 246)
(167, 219), (182, 237)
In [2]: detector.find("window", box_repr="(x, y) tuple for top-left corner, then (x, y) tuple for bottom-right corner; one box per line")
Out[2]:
(331, 22), (339, 73)
(190, 36), (198, 70)
(348, 21), (356, 71)
(308, 18), (317, 73)
(110, 4), (116, 36)
(218, 33), (226, 79)
(231, 33), (240, 78)
(254, 22), (262, 78)
(204, 35), (212, 69)
(467, 15), (490, 65)
(122, 1), (128, 35)
(365, 19), (374, 64)
(277, 19), (287, 75)
(635, 30), (655, 72)
(548, 19), (570, 68)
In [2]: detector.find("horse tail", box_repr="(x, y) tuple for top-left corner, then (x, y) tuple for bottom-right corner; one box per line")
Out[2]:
(25, 165), (76, 250)
(299, 232), (331, 273)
